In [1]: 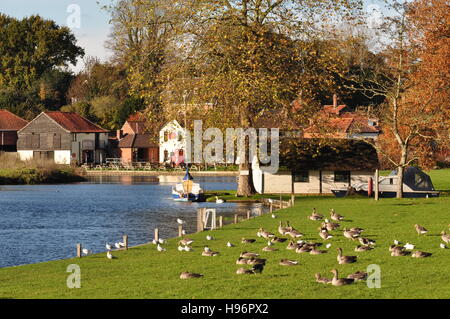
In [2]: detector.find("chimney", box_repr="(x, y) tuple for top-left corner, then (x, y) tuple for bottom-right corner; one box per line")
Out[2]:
(333, 94), (338, 109)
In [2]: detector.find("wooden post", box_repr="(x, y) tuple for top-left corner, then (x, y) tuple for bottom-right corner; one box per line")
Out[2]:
(76, 244), (82, 258)
(154, 228), (159, 242)
(219, 216), (223, 228)
(374, 169), (379, 201)
(197, 208), (204, 232)
(123, 235), (128, 250)
(234, 214), (238, 224)
(270, 203), (273, 215)
(178, 225), (183, 237)
(247, 210), (251, 220)
(291, 193), (295, 206)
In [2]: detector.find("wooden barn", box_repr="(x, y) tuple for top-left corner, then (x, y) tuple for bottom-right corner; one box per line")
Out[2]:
(17, 112), (109, 164)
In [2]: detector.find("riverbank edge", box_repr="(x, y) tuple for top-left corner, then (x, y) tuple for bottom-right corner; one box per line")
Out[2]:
(85, 170), (239, 176)
(0, 167), (87, 185)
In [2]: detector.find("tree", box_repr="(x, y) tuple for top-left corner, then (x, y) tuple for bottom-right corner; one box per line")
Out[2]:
(344, 0), (449, 198)
(162, 0), (363, 196)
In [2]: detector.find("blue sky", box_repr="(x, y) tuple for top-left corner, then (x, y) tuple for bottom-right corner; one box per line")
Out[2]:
(0, 0), (387, 73)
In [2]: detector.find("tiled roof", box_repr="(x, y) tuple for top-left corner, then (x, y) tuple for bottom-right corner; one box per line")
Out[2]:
(323, 104), (347, 115)
(118, 133), (158, 148)
(45, 112), (108, 133)
(0, 109), (28, 131)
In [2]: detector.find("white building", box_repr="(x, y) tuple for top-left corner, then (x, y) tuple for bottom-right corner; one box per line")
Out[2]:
(159, 120), (187, 165)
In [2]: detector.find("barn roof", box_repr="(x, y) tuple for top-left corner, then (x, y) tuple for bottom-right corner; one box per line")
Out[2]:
(0, 109), (28, 131)
(279, 139), (379, 171)
(44, 112), (108, 133)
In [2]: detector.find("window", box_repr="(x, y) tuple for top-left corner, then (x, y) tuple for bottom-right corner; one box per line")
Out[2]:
(71, 134), (77, 142)
(334, 171), (350, 183)
(163, 150), (169, 161)
(293, 171), (309, 183)
(178, 132), (183, 142)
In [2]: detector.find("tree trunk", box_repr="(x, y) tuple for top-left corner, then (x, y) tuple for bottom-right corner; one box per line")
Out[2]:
(396, 165), (404, 199)
(237, 162), (256, 197)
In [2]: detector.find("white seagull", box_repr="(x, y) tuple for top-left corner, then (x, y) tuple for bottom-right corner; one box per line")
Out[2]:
(106, 251), (116, 259)
(204, 246), (211, 252)
(404, 243), (415, 250)
(326, 243), (332, 249)
(227, 242), (234, 247)
(106, 243), (112, 250)
(114, 243), (121, 249)
(158, 238), (165, 244)
(206, 235), (214, 241)
(177, 218), (185, 225)
(178, 245), (185, 252)
(440, 243), (447, 249)
(157, 244), (166, 252)
(215, 196), (224, 204)
(394, 240), (400, 245)
(271, 213), (277, 219)
(184, 245), (192, 252)
(82, 248), (92, 255)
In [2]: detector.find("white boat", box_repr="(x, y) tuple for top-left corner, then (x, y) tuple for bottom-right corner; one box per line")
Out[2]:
(172, 167), (205, 202)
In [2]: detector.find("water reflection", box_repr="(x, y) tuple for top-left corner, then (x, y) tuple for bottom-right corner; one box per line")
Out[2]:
(0, 175), (263, 268)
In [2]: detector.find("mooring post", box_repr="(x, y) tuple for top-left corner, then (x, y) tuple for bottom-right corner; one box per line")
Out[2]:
(247, 210), (251, 220)
(234, 214), (238, 224)
(219, 216), (223, 228)
(291, 193), (295, 206)
(270, 203), (273, 215)
(178, 225), (183, 237)
(76, 243), (82, 258)
(123, 234), (128, 250)
(374, 169), (379, 201)
(154, 228), (159, 242)
(197, 208), (205, 232)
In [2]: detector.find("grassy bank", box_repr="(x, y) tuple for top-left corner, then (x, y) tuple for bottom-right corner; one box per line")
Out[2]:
(1, 193), (449, 299)
(0, 153), (86, 184)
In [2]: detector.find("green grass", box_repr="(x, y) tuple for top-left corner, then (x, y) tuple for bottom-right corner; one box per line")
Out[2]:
(1, 194), (449, 299)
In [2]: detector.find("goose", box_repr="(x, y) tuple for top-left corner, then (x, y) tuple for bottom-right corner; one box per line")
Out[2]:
(295, 245), (312, 253)
(415, 224), (428, 235)
(287, 229), (304, 238)
(355, 245), (373, 252)
(349, 227), (365, 233)
(315, 273), (332, 284)
(82, 248), (92, 255)
(179, 238), (194, 246)
(206, 235), (214, 241)
(411, 251), (432, 258)
(258, 228), (275, 239)
(278, 221), (290, 235)
(236, 257), (249, 265)
(440, 243), (447, 249)
(403, 243), (415, 250)
(177, 218), (185, 225)
(157, 244), (166, 252)
(336, 248), (357, 264)
(279, 259), (298, 266)
(285, 221), (294, 232)
(246, 257), (266, 265)
(236, 267), (255, 275)
(227, 242), (235, 247)
(343, 228), (360, 240)
(215, 196), (224, 204)
(330, 209), (344, 221)
(296, 240), (305, 245)
(202, 250), (219, 256)
(326, 243), (332, 249)
(252, 263), (264, 274)
(106, 251), (116, 259)
(330, 269), (354, 286)
(322, 220), (340, 231)
(180, 272), (203, 279)
(105, 243), (112, 250)
(308, 208), (324, 221)
(319, 229), (333, 240)
(240, 251), (260, 258)
(241, 238), (256, 244)
(271, 237), (287, 243)
(310, 247), (327, 255)
(286, 241), (299, 250)
(390, 245), (410, 256)
(359, 237), (376, 246)
(347, 271), (368, 281)
(440, 231), (450, 244)
(262, 246), (278, 252)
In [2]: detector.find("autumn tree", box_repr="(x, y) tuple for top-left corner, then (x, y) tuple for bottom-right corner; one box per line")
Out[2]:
(344, 0), (449, 198)
(162, 0), (363, 196)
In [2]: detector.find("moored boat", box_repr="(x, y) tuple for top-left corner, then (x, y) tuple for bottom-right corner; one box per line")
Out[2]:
(172, 167), (205, 202)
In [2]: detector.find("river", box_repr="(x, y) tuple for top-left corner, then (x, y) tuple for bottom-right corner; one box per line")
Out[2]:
(0, 175), (264, 268)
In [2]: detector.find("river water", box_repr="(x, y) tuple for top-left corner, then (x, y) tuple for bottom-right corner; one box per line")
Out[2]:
(0, 175), (263, 268)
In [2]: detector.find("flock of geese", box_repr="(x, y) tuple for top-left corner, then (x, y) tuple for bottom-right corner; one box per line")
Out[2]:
(100, 208), (450, 286)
